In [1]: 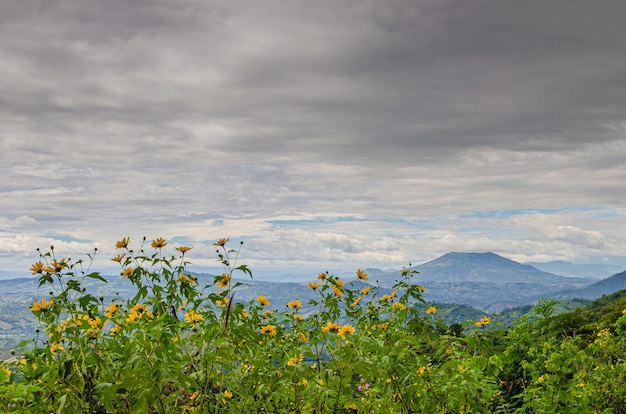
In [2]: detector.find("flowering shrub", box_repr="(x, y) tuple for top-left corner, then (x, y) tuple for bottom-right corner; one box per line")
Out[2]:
(1, 238), (626, 413)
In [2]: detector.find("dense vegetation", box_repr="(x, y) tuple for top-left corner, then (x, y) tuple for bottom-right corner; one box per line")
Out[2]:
(1, 238), (625, 413)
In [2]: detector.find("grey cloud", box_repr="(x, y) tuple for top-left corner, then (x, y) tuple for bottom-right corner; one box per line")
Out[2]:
(1, 0), (626, 272)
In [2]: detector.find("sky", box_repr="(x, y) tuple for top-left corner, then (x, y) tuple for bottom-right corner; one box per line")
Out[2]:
(1, 0), (626, 279)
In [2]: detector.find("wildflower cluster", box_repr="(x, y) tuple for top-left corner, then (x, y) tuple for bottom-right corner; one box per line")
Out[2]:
(1, 239), (625, 413)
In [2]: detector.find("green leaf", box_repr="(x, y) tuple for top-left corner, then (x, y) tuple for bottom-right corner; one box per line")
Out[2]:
(236, 264), (253, 278)
(38, 274), (53, 287)
(57, 394), (67, 414)
(77, 294), (99, 310)
(85, 272), (108, 283)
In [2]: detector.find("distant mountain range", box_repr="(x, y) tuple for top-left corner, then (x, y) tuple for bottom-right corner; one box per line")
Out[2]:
(2, 252), (626, 351)
(228, 252), (626, 312)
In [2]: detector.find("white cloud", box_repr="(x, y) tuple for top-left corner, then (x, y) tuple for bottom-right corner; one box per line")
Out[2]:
(0, 215), (39, 228)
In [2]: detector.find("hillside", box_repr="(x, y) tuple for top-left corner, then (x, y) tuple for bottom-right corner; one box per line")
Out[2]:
(572, 270), (626, 299)
(526, 260), (624, 279)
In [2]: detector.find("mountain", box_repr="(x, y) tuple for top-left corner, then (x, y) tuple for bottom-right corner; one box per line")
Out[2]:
(416, 252), (591, 285)
(526, 260), (624, 280)
(369, 252), (595, 312)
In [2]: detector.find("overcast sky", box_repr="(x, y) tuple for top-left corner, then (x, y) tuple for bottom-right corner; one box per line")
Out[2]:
(1, 0), (626, 278)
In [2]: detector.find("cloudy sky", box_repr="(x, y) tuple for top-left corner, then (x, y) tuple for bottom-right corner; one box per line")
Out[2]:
(2, 0), (626, 278)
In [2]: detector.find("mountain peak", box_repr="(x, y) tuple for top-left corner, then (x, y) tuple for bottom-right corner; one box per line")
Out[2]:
(442, 251), (505, 259)
(419, 252), (576, 285)
(437, 252), (520, 266)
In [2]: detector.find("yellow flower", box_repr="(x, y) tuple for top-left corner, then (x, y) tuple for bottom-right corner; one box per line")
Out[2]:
(335, 279), (345, 288)
(105, 302), (120, 317)
(126, 312), (140, 323)
(298, 332), (308, 342)
(391, 302), (406, 311)
(131, 303), (148, 314)
(356, 269), (368, 281)
(400, 267), (411, 276)
(216, 273), (231, 289)
(622, 308), (626, 315)
(322, 321), (340, 333)
(257, 295), (270, 307)
(111, 254), (125, 263)
(151, 237), (167, 249)
(262, 310), (273, 317)
(350, 296), (361, 307)
(185, 310), (204, 324)
(331, 284), (343, 297)
(88, 316), (102, 330)
(287, 354), (303, 366)
(176, 246), (193, 253)
(287, 300), (302, 309)
(380, 294), (392, 302)
(30, 297), (54, 312)
(109, 325), (121, 336)
(475, 316), (491, 327)
(1, 366), (11, 382)
(538, 375), (545, 383)
(214, 238), (229, 247)
(361, 286), (371, 295)
(418, 285), (427, 293)
(338, 324), (356, 338)
(73, 314), (90, 327)
(87, 317), (102, 335)
(121, 267), (134, 278)
(294, 314), (304, 321)
(308, 282), (321, 289)
(115, 237), (130, 249)
(260, 324), (277, 336)
(317, 272), (328, 280)
(44, 260), (66, 274)
(56, 318), (71, 333)
(30, 261), (45, 274)
(222, 389), (233, 398)
(178, 273), (197, 285)
(426, 306), (437, 315)
(50, 342), (63, 354)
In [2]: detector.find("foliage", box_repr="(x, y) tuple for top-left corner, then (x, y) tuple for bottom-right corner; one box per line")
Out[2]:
(1, 239), (626, 413)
